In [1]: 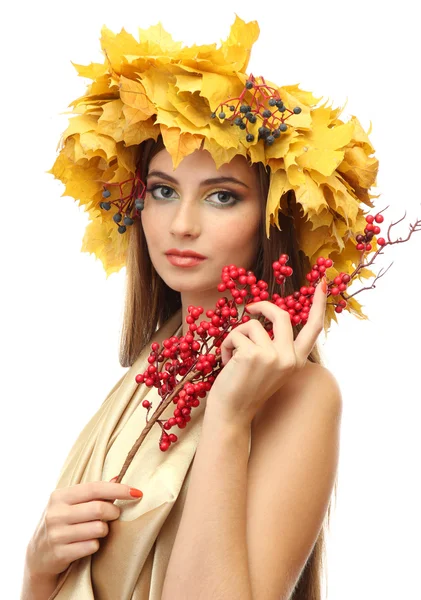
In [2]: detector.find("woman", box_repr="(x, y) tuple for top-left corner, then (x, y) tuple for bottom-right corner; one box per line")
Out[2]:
(22, 15), (377, 600)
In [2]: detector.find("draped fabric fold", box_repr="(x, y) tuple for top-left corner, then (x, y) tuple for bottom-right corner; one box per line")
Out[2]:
(47, 308), (223, 600)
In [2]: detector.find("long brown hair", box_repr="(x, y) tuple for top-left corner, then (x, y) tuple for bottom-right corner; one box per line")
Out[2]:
(119, 135), (338, 599)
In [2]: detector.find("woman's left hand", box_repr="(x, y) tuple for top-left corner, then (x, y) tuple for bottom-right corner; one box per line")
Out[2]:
(205, 278), (328, 428)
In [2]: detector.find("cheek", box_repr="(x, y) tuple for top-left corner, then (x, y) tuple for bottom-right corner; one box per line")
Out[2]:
(140, 209), (159, 245)
(211, 212), (260, 254)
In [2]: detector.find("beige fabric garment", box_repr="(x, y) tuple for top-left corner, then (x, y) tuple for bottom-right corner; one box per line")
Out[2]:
(47, 307), (251, 600)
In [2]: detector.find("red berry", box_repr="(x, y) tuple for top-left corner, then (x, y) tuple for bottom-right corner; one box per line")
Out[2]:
(373, 226), (381, 234)
(324, 259), (333, 268)
(377, 237), (386, 246)
(365, 215), (375, 224)
(365, 243), (372, 251)
(331, 287), (340, 295)
(356, 243), (365, 250)
(375, 214), (384, 223)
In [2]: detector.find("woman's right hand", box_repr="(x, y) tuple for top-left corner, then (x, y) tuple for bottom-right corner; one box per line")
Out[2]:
(26, 479), (143, 579)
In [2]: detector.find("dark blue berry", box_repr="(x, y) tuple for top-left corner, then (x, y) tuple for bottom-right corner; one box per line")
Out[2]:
(113, 212), (122, 223)
(273, 129), (281, 138)
(240, 105), (248, 113)
(229, 105), (235, 111)
(245, 112), (254, 121)
(293, 107), (302, 114)
(239, 123), (246, 130)
(135, 199), (144, 210)
(269, 98), (277, 106)
(258, 126), (270, 137)
(279, 123), (288, 132)
(118, 225), (126, 234)
(265, 135), (275, 145)
(262, 109), (272, 118)
(246, 133), (255, 142)
(234, 117), (243, 126)
(245, 81), (254, 89)
(124, 216), (134, 226)
(219, 112), (226, 119)
(102, 189), (111, 198)
(210, 112), (216, 118)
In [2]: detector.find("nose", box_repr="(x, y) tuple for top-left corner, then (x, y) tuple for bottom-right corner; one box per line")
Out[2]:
(169, 197), (201, 238)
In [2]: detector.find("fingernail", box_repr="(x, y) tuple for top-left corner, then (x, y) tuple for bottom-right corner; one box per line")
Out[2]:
(129, 487), (143, 499)
(321, 277), (327, 293)
(110, 476), (118, 483)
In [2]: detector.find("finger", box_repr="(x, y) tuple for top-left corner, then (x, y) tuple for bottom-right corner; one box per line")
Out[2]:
(221, 324), (267, 365)
(245, 301), (295, 357)
(65, 500), (120, 525)
(294, 277), (327, 362)
(59, 482), (143, 504)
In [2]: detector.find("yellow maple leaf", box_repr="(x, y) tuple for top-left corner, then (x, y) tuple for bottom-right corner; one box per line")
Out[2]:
(160, 126), (204, 169)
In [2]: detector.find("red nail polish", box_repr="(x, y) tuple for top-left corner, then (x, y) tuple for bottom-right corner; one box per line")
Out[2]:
(110, 476), (118, 483)
(129, 487), (143, 498)
(321, 277), (327, 293)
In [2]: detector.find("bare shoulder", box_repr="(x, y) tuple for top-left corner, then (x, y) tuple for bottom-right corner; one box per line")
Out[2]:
(252, 359), (342, 432)
(285, 359), (341, 405)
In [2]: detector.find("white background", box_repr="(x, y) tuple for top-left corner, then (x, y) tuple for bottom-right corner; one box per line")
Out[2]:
(2, 1), (420, 597)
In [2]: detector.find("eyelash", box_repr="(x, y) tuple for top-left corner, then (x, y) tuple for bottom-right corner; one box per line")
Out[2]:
(145, 184), (241, 208)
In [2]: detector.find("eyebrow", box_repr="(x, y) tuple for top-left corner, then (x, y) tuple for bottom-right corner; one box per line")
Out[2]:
(146, 170), (250, 190)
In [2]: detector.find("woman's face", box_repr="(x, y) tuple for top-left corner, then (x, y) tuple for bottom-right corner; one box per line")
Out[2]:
(140, 147), (262, 314)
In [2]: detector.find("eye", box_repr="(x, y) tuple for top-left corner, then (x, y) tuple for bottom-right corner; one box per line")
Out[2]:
(146, 185), (177, 200)
(145, 184), (241, 207)
(207, 191), (240, 207)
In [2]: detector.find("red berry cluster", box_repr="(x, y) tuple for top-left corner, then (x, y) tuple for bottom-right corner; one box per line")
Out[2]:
(135, 335), (216, 451)
(134, 252), (339, 451)
(355, 212), (385, 251)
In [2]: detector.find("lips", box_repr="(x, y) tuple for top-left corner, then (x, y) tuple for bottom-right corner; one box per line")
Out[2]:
(165, 248), (207, 259)
(166, 254), (206, 268)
